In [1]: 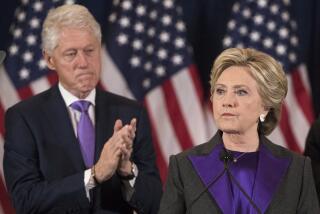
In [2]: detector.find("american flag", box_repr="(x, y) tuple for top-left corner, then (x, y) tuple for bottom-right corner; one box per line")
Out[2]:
(100, 0), (214, 181)
(222, 0), (314, 152)
(0, 0), (214, 212)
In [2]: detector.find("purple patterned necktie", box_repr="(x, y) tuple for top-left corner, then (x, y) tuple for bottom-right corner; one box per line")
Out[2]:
(70, 100), (95, 168)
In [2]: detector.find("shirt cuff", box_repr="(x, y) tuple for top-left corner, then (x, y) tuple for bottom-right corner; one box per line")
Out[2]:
(84, 168), (96, 200)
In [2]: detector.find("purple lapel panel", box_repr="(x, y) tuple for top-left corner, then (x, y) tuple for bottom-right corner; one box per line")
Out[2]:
(252, 144), (291, 213)
(188, 143), (234, 213)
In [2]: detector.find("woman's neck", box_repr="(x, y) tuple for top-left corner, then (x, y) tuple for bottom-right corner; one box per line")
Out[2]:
(222, 131), (259, 152)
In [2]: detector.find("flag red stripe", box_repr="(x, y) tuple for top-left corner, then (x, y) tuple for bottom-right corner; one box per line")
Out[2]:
(291, 69), (314, 124)
(47, 73), (58, 85)
(162, 80), (194, 150)
(18, 86), (33, 100)
(0, 104), (5, 135)
(144, 101), (168, 183)
(0, 179), (15, 214)
(279, 104), (302, 153)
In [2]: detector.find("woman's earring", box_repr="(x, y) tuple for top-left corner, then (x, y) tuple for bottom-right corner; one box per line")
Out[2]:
(259, 114), (265, 122)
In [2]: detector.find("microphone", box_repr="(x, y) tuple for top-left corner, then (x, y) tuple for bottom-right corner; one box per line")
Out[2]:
(221, 149), (262, 214)
(226, 169), (262, 214)
(0, 51), (6, 64)
(187, 149), (262, 214)
(186, 150), (229, 213)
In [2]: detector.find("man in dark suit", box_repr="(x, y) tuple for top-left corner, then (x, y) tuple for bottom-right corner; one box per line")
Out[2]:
(3, 4), (162, 214)
(304, 118), (320, 204)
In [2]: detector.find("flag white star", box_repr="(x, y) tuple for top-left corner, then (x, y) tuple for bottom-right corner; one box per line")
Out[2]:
(109, 13), (117, 23)
(142, 78), (151, 88)
(122, 0), (132, 10)
(19, 68), (30, 80)
(253, 15), (264, 25)
(239, 26), (248, 35)
(26, 34), (37, 46)
(290, 36), (298, 46)
(146, 45), (154, 54)
(163, 0), (173, 8)
(283, 0), (290, 6)
(119, 16), (130, 28)
(270, 4), (279, 14)
(289, 52), (296, 62)
(176, 21), (185, 31)
(281, 12), (289, 22)
(250, 31), (261, 42)
(162, 15), (172, 26)
(117, 33), (128, 45)
(242, 8), (251, 18)
(147, 28), (156, 37)
(65, 0), (75, 5)
(227, 20), (236, 30)
(290, 20), (297, 30)
(235, 43), (244, 48)
(258, 0), (267, 8)
(267, 21), (276, 32)
(159, 32), (170, 43)
(263, 38), (273, 48)
(9, 44), (19, 55)
(172, 54), (183, 65)
(157, 49), (168, 60)
(21, 0), (29, 5)
(17, 12), (26, 22)
(223, 36), (232, 47)
(29, 17), (40, 29)
(144, 62), (152, 71)
(276, 44), (286, 55)
(279, 27), (288, 38)
(130, 56), (141, 67)
(174, 38), (185, 48)
(155, 66), (166, 76)
(113, 0), (120, 6)
(33, 1), (43, 12)
(132, 39), (142, 50)
(149, 10), (157, 20)
(38, 59), (47, 69)
(232, 3), (240, 12)
(23, 51), (33, 63)
(136, 5), (146, 16)
(134, 22), (144, 33)
(13, 28), (23, 38)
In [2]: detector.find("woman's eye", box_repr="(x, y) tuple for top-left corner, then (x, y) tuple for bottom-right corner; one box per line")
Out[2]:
(235, 89), (248, 96)
(215, 88), (225, 95)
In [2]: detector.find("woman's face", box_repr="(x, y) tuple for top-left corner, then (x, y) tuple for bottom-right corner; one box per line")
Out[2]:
(212, 66), (268, 135)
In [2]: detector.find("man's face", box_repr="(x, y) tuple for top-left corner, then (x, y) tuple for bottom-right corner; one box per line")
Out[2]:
(44, 27), (101, 98)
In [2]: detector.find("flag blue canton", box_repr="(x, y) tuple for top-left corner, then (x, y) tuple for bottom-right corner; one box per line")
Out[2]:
(105, 0), (193, 100)
(5, 0), (75, 89)
(222, 0), (300, 72)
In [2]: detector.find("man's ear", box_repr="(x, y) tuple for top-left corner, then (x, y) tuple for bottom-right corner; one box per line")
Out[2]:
(43, 51), (55, 70)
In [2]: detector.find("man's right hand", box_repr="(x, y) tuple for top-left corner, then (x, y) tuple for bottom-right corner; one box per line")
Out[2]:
(94, 119), (135, 183)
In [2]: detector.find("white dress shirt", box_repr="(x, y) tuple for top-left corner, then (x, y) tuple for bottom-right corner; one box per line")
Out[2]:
(58, 83), (138, 201)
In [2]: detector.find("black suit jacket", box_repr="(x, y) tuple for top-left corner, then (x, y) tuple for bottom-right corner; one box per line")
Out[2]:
(159, 131), (319, 214)
(3, 85), (162, 214)
(304, 118), (320, 204)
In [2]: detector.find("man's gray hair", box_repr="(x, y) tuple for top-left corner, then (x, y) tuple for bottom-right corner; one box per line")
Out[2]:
(41, 4), (102, 54)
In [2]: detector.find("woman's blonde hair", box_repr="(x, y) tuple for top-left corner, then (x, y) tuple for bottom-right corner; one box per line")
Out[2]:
(41, 4), (101, 55)
(210, 48), (288, 135)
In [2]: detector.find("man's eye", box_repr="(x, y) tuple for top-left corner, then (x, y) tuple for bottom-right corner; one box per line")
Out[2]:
(65, 52), (76, 57)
